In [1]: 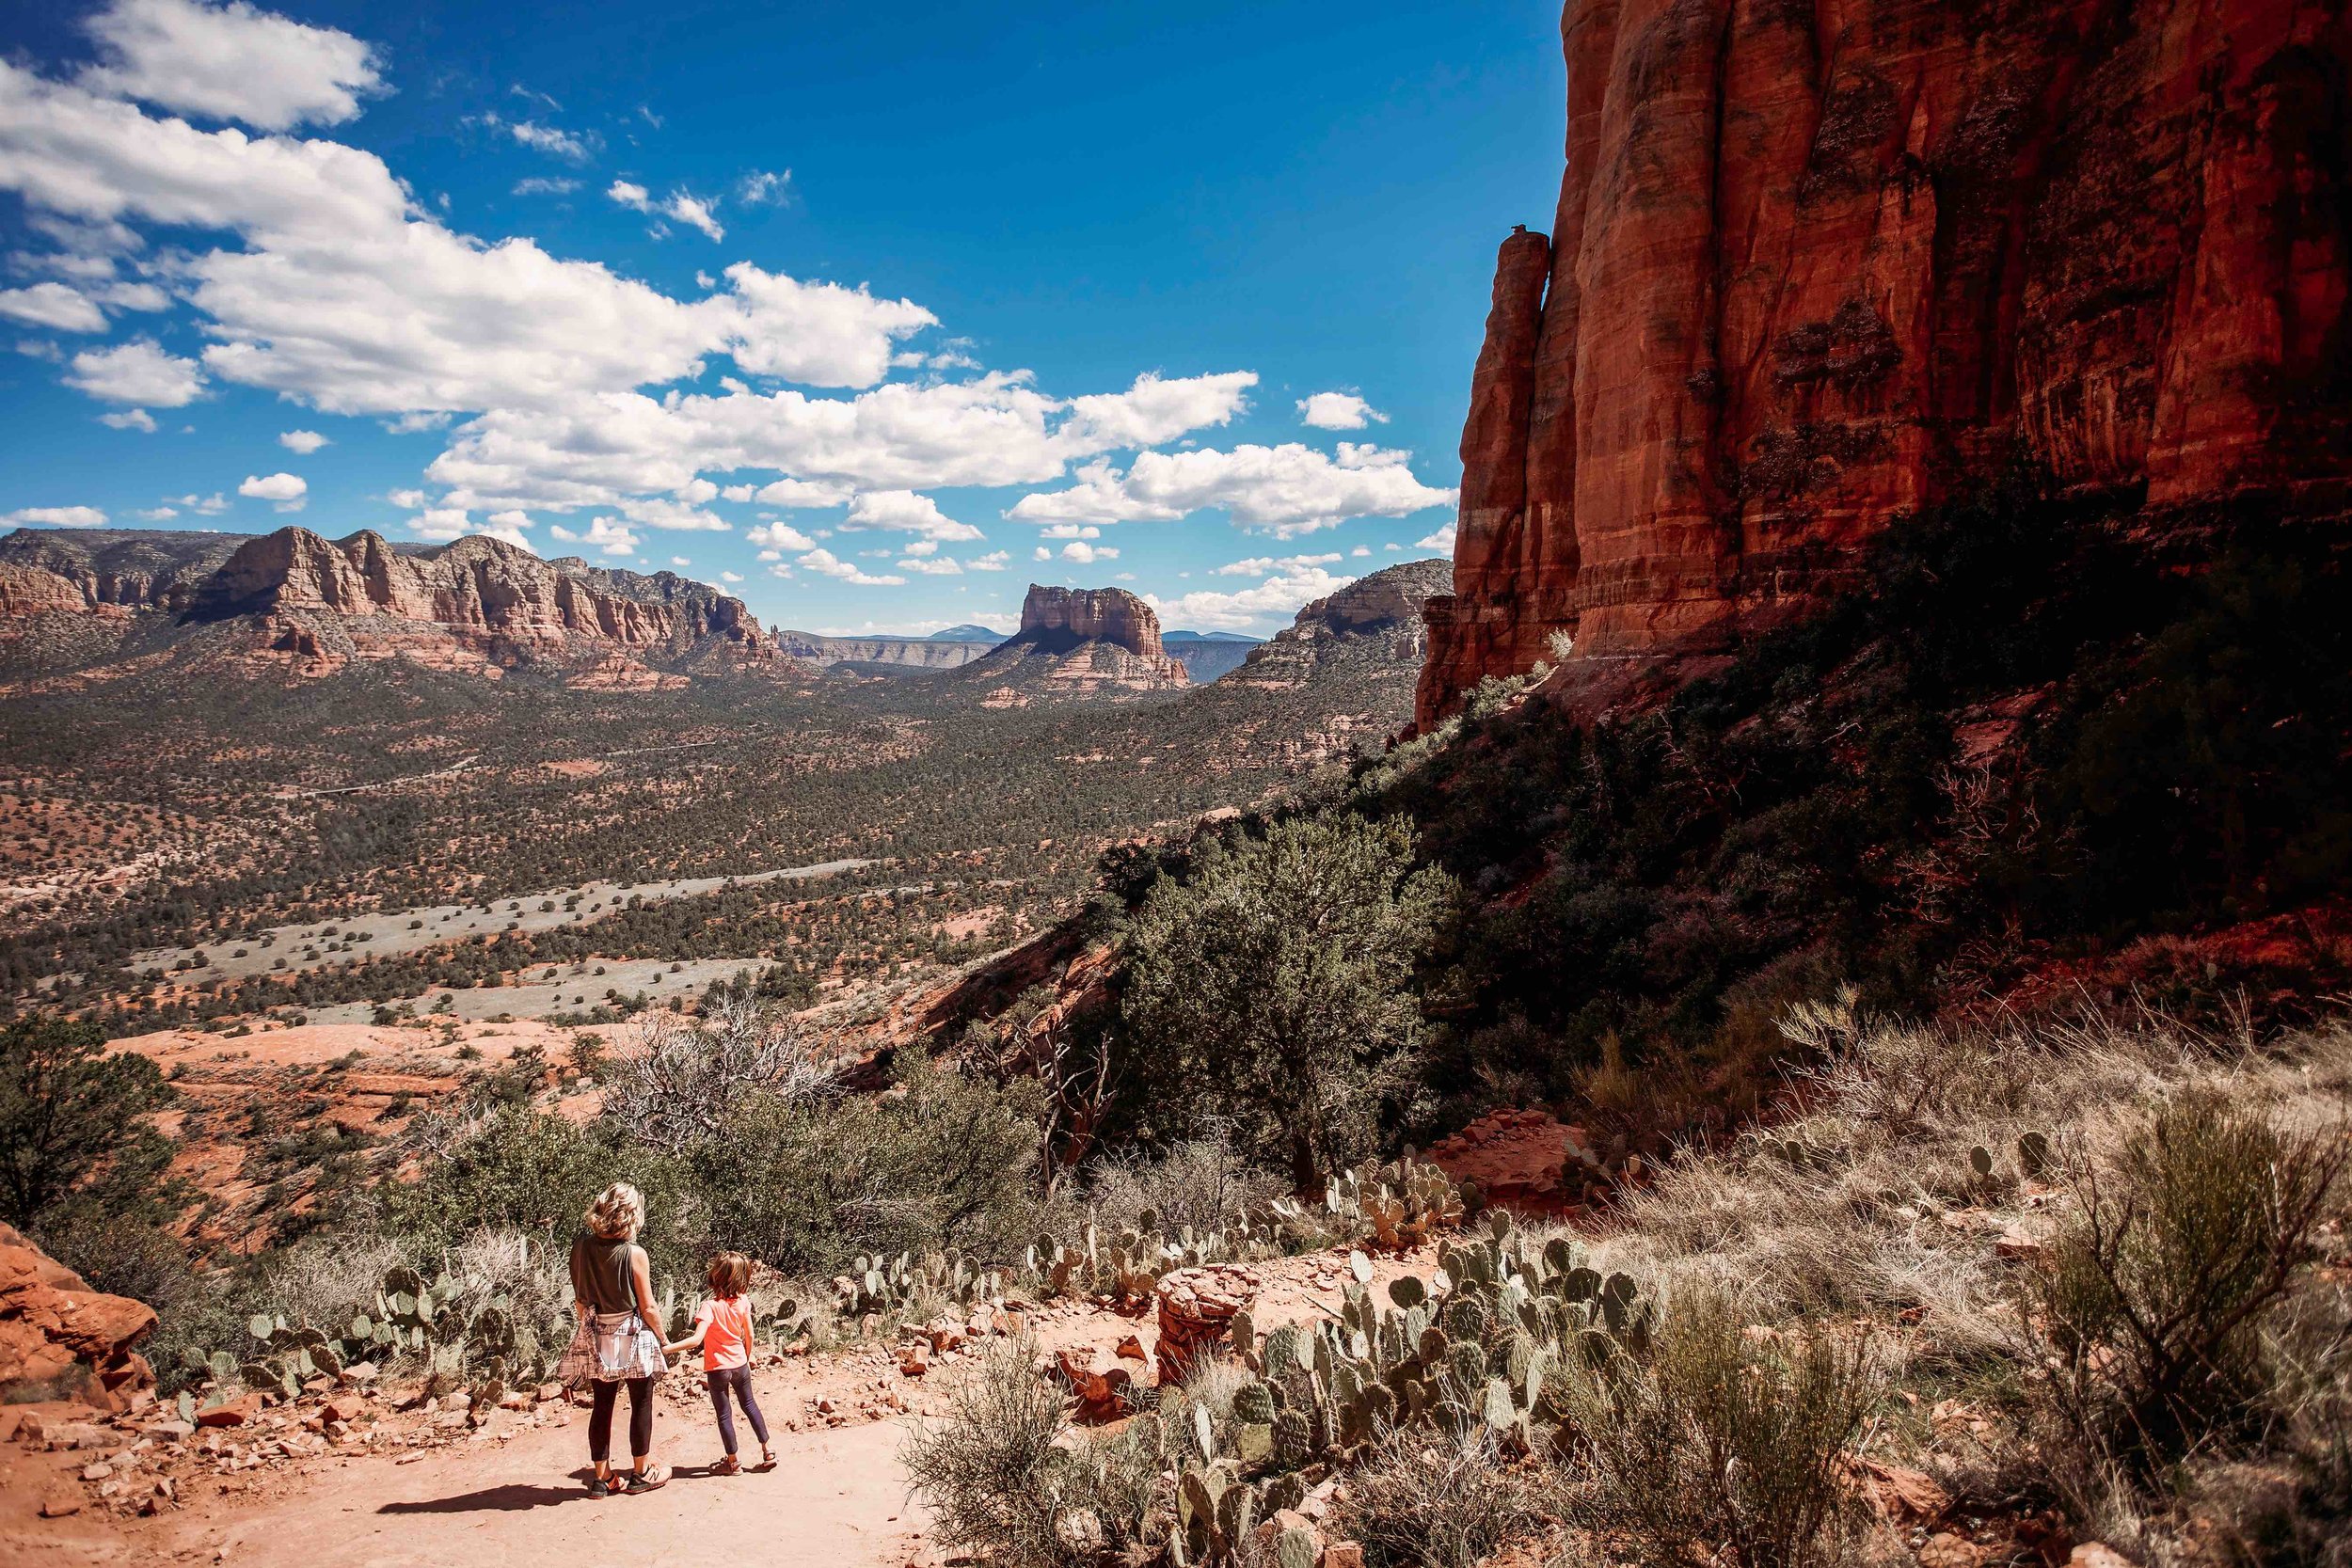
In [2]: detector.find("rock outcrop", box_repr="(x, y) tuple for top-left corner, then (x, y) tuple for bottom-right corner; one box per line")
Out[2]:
(946, 586), (1188, 698)
(1226, 560), (1450, 690)
(0, 1224), (156, 1409)
(0, 525), (785, 679)
(1418, 0), (2352, 727)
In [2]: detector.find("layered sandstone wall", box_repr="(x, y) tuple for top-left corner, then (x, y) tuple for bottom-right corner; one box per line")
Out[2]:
(190, 529), (780, 660)
(1419, 0), (2352, 726)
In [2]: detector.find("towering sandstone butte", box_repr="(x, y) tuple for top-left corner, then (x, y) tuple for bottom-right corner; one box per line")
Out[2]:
(1017, 584), (1174, 660)
(1418, 0), (2352, 727)
(954, 585), (1188, 697)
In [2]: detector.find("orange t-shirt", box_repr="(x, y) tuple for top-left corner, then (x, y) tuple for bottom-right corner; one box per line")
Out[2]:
(694, 1295), (753, 1371)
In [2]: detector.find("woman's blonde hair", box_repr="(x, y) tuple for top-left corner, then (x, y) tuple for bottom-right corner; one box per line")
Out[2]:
(584, 1182), (644, 1241)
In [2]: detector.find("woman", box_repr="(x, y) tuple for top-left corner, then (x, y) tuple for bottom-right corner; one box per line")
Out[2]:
(565, 1182), (670, 1497)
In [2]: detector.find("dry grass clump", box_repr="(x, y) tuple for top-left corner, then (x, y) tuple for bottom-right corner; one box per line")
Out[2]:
(1086, 1134), (1287, 1238)
(900, 1330), (1168, 1568)
(1550, 1287), (1874, 1568)
(1336, 1425), (1550, 1568)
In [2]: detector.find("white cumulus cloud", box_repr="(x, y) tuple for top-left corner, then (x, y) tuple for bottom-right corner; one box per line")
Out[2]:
(278, 427), (328, 452)
(548, 516), (639, 557)
(64, 339), (203, 405)
(1148, 565), (1356, 633)
(843, 489), (981, 543)
(239, 470), (306, 510)
(0, 281), (105, 332)
(79, 0), (382, 132)
(1296, 390), (1387, 430)
(1010, 443), (1454, 538)
(5, 504), (109, 529)
(798, 547), (902, 586)
(1416, 522), (1457, 552)
(99, 406), (157, 431)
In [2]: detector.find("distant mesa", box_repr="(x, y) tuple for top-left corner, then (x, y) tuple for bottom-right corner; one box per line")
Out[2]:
(927, 624), (1003, 642)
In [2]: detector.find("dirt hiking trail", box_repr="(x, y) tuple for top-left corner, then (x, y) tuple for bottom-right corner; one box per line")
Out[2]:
(9, 1244), (1441, 1568)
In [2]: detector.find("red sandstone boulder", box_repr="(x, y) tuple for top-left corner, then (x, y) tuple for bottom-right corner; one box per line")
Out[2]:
(1153, 1265), (1259, 1386)
(0, 1223), (157, 1408)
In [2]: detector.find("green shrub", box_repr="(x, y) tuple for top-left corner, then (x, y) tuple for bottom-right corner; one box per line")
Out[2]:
(0, 1014), (178, 1230)
(2023, 1093), (2346, 1475)
(1555, 1291), (1873, 1568)
(1119, 812), (1456, 1192)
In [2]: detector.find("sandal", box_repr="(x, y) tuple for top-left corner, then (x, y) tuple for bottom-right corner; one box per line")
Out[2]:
(754, 1449), (777, 1472)
(628, 1461), (670, 1493)
(714, 1454), (741, 1476)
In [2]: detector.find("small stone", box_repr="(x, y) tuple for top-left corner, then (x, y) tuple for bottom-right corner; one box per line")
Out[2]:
(81, 1462), (114, 1481)
(39, 1490), (83, 1518)
(1321, 1544), (1363, 1568)
(196, 1395), (263, 1430)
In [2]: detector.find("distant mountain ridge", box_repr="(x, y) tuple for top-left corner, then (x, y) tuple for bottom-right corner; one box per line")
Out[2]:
(0, 524), (784, 685)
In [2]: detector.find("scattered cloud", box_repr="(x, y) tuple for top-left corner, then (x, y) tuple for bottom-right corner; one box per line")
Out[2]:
(0, 282), (105, 332)
(737, 169), (790, 207)
(506, 119), (590, 161)
(4, 504), (108, 529)
(746, 520), (817, 551)
(64, 340), (204, 405)
(1296, 390), (1387, 430)
(1059, 540), (1117, 564)
(608, 180), (723, 241)
(1011, 443), (1453, 538)
(172, 491), (230, 514)
(719, 569), (742, 583)
(278, 428), (328, 453)
(239, 470), (307, 510)
(133, 505), (176, 519)
(1216, 552), (1339, 576)
(79, 0), (383, 131)
(548, 515), (638, 557)
(967, 550), (1009, 571)
(843, 489), (982, 543)
(1148, 564), (1357, 632)
(1415, 522), (1457, 552)
(898, 555), (961, 575)
(98, 406), (156, 431)
(512, 176), (580, 197)
(797, 547), (903, 586)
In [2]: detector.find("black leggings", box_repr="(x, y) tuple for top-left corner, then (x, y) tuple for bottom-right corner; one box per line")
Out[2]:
(588, 1376), (654, 1465)
(707, 1367), (770, 1455)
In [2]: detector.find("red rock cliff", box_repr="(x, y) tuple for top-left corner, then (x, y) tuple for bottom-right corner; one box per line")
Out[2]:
(1419, 0), (2352, 727)
(193, 528), (779, 660)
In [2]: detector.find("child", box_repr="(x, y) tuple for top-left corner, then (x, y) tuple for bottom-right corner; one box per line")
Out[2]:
(662, 1251), (774, 1474)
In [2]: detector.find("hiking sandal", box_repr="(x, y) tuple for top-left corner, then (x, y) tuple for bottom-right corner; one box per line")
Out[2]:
(753, 1449), (777, 1472)
(713, 1454), (741, 1476)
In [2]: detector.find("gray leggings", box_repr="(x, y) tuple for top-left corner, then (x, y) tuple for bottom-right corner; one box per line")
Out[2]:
(707, 1367), (769, 1455)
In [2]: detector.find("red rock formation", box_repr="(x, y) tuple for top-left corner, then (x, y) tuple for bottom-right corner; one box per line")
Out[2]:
(196, 529), (778, 661)
(0, 1223), (156, 1408)
(1017, 584), (1171, 660)
(1419, 0), (2352, 727)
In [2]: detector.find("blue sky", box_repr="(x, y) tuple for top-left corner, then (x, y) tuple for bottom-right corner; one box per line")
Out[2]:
(0, 0), (1563, 634)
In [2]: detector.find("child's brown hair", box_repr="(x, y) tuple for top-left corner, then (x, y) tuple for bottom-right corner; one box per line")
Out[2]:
(705, 1252), (752, 1296)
